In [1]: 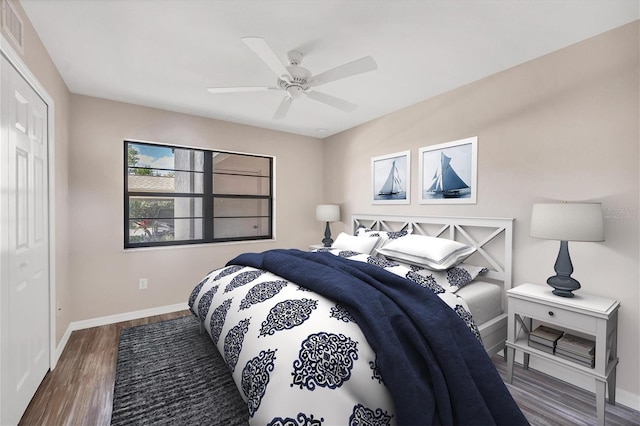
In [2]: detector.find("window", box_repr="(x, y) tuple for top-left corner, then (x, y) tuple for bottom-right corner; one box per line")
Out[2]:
(125, 141), (273, 248)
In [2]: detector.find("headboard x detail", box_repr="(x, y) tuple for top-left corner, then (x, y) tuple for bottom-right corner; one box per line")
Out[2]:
(351, 214), (514, 355)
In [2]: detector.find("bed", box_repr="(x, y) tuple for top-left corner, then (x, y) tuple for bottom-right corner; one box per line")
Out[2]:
(188, 214), (525, 426)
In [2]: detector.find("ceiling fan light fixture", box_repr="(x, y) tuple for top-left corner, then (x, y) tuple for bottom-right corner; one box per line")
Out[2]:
(286, 85), (304, 99)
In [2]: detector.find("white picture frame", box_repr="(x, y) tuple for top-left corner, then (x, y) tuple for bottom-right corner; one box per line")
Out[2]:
(371, 150), (410, 204)
(419, 137), (477, 204)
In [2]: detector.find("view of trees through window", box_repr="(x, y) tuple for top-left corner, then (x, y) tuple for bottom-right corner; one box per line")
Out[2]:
(127, 144), (175, 243)
(125, 141), (272, 248)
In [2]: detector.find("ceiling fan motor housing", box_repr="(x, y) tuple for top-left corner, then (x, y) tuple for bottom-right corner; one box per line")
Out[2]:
(279, 59), (311, 98)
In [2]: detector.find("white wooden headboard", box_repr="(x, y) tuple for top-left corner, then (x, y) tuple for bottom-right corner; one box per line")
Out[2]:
(352, 214), (514, 354)
(352, 214), (513, 286)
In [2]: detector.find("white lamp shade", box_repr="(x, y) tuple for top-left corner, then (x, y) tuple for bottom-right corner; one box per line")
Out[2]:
(315, 204), (340, 222)
(530, 203), (604, 242)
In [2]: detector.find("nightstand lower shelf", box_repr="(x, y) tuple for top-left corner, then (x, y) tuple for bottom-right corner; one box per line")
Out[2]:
(506, 338), (619, 381)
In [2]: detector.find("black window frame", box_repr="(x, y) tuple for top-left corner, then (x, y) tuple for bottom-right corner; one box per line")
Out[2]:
(124, 140), (273, 249)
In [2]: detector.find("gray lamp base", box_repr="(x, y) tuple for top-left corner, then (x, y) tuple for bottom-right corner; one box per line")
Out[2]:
(547, 240), (580, 298)
(547, 276), (581, 298)
(321, 222), (333, 247)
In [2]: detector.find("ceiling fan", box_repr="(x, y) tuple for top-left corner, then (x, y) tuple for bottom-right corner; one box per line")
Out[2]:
(207, 37), (377, 119)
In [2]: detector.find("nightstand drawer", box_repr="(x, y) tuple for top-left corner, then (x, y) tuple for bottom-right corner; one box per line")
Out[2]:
(513, 298), (597, 333)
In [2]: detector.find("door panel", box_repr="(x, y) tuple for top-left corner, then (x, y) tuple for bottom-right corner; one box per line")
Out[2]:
(1, 54), (50, 426)
(15, 148), (29, 248)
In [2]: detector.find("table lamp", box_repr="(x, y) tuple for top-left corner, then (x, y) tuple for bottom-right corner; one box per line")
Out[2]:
(315, 204), (340, 247)
(530, 202), (604, 297)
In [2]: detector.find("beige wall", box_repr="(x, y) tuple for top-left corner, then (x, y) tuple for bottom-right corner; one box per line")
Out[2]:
(68, 95), (324, 320)
(324, 21), (639, 404)
(1, 0), (72, 346)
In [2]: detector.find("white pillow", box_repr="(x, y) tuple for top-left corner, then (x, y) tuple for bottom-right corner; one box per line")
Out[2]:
(376, 234), (475, 271)
(332, 232), (380, 255)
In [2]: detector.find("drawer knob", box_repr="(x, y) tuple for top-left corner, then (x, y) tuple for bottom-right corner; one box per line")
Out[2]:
(548, 311), (554, 316)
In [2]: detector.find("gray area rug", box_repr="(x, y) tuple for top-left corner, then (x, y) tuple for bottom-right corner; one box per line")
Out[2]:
(111, 315), (249, 425)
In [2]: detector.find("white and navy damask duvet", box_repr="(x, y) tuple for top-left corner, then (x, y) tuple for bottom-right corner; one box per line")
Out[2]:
(188, 248), (527, 426)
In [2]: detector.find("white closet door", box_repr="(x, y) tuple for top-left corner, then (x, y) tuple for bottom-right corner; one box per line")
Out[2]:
(1, 54), (50, 426)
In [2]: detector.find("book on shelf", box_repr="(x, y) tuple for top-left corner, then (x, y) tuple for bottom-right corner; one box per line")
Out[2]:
(528, 340), (555, 354)
(528, 325), (563, 353)
(555, 347), (595, 362)
(529, 334), (560, 346)
(555, 342), (596, 358)
(529, 325), (563, 345)
(556, 333), (595, 356)
(555, 350), (595, 368)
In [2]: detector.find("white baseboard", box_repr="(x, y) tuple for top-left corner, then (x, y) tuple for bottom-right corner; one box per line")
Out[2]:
(53, 303), (189, 365)
(506, 351), (640, 412)
(53, 325), (73, 367)
(616, 388), (640, 413)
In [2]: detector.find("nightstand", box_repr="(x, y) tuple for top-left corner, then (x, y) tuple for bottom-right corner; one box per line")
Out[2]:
(308, 244), (325, 250)
(505, 283), (620, 426)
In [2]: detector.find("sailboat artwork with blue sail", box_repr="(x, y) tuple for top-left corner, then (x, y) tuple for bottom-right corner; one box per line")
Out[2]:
(420, 137), (477, 204)
(427, 151), (470, 198)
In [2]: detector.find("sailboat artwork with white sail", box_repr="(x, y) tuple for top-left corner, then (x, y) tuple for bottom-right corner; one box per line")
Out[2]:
(427, 152), (470, 198)
(373, 151), (410, 204)
(378, 160), (403, 195)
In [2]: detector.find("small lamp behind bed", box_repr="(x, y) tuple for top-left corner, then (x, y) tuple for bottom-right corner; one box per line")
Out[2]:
(316, 204), (341, 247)
(530, 202), (604, 298)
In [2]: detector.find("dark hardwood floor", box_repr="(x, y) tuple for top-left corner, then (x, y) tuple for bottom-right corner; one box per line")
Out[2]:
(18, 310), (191, 426)
(19, 312), (640, 426)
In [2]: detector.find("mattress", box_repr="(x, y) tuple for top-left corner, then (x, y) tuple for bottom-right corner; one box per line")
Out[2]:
(456, 280), (503, 326)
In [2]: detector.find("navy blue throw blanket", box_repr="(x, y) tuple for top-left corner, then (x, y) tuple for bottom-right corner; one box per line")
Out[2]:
(228, 249), (528, 426)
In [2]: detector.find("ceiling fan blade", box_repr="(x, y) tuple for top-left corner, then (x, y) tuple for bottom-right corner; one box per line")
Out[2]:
(310, 56), (377, 87)
(306, 91), (357, 112)
(207, 86), (278, 94)
(242, 37), (291, 80)
(273, 96), (293, 119)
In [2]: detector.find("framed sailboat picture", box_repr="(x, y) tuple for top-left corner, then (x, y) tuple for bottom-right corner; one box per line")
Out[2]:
(371, 150), (410, 204)
(419, 137), (477, 204)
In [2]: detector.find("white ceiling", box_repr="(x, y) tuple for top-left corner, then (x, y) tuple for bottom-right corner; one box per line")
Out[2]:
(20, 0), (639, 138)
